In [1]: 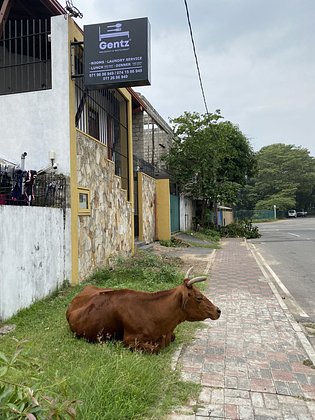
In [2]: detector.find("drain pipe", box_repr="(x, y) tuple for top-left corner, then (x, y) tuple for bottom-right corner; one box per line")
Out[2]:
(20, 152), (27, 196)
(20, 152), (27, 170)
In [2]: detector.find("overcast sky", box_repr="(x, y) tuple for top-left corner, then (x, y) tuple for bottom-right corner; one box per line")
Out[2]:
(72, 0), (315, 157)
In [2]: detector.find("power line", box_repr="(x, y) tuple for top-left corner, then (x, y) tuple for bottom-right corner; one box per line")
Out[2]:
(183, 0), (209, 115)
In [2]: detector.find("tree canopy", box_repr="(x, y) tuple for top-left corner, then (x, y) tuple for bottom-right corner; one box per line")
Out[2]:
(252, 144), (315, 211)
(163, 111), (256, 224)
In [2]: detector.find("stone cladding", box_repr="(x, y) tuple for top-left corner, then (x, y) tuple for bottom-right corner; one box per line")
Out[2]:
(76, 131), (133, 281)
(139, 172), (156, 243)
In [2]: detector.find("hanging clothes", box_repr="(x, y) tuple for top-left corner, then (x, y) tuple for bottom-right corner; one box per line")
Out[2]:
(24, 170), (37, 205)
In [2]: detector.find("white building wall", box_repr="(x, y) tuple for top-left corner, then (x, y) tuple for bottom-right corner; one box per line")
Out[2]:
(0, 206), (71, 320)
(0, 15), (71, 174)
(180, 194), (195, 231)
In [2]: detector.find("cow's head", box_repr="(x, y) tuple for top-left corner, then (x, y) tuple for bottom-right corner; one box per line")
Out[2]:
(181, 267), (221, 321)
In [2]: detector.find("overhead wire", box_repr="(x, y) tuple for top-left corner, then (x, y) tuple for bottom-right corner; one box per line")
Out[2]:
(183, 0), (209, 115)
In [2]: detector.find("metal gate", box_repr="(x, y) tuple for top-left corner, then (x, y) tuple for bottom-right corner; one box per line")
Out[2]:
(170, 193), (180, 233)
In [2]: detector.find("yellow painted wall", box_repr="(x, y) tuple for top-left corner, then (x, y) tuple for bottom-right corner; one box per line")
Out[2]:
(68, 18), (82, 285)
(67, 20), (135, 285)
(138, 172), (144, 241)
(156, 179), (171, 241)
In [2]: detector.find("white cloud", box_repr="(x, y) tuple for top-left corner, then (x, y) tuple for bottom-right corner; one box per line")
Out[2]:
(72, 0), (315, 156)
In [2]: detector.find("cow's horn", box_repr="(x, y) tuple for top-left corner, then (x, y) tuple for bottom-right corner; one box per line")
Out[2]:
(185, 266), (194, 279)
(187, 276), (207, 286)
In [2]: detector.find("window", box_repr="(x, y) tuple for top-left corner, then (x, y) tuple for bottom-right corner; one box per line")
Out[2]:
(78, 187), (91, 215)
(88, 107), (100, 140)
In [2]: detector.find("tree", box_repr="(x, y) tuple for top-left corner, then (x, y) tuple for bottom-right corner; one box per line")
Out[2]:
(253, 144), (315, 211)
(164, 111), (256, 225)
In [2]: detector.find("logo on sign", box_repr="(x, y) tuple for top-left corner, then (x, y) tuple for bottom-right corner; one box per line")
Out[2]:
(99, 22), (131, 52)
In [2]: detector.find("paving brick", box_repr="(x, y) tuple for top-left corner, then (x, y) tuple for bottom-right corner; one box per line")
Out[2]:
(239, 406), (255, 420)
(250, 392), (264, 408)
(195, 404), (224, 417)
(166, 239), (315, 420)
(263, 394), (279, 409)
(225, 376), (238, 389)
(198, 387), (212, 404)
(210, 389), (224, 405)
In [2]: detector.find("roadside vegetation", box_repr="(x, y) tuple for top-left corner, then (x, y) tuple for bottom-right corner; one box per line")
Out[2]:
(238, 143), (315, 213)
(0, 252), (201, 419)
(159, 221), (261, 250)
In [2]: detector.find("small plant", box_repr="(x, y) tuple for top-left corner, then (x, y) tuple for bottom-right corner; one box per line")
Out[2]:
(159, 237), (188, 248)
(188, 229), (221, 243)
(0, 339), (78, 419)
(219, 220), (261, 239)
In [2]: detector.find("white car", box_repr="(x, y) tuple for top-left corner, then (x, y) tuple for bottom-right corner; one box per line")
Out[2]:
(288, 210), (297, 218)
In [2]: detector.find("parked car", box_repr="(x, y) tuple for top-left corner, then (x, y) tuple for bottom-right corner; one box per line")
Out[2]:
(297, 211), (308, 217)
(288, 210), (297, 218)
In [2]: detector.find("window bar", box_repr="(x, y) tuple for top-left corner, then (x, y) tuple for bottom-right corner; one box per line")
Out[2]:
(2, 19), (6, 92)
(33, 19), (36, 90)
(26, 19), (30, 92)
(44, 18), (48, 85)
(39, 19), (42, 87)
(14, 20), (17, 92)
(8, 19), (11, 92)
(20, 19), (23, 92)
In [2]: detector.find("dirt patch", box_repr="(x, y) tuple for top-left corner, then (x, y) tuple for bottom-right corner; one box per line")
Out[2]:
(150, 242), (213, 276)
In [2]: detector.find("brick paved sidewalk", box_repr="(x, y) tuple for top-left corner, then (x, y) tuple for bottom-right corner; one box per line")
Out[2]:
(168, 238), (315, 420)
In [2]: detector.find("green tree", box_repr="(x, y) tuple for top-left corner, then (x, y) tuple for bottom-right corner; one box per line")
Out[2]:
(164, 111), (256, 225)
(254, 144), (315, 211)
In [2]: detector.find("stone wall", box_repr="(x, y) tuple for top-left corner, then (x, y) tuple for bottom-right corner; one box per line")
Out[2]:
(76, 131), (133, 281)
(139, 172), (156, 243)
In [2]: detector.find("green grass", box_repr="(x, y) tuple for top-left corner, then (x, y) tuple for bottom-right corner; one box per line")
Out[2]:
(183, 230), (221, 248)
(0, 252), (201, 419)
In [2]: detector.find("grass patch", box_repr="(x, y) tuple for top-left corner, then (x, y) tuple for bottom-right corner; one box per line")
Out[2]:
(183, 230), (221, 249)
(0, 252), (201, 419)
(159, 237), (189, 248)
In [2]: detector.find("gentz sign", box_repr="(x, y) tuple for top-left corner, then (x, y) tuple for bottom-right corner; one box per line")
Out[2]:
(84, 18), (151, 89)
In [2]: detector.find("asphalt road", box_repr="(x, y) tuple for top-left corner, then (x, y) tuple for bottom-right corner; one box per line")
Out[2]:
(249, 217), (315, 323)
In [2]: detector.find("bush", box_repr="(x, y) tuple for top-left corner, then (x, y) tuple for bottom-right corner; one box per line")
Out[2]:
(0, 339), (78, 419)
(159, 237), (189, 248)
(219, 220), (261, 239)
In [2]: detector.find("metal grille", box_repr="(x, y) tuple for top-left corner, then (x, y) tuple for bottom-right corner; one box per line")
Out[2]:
(133, 155), (155, 178)
(0, 169), (67, 209)
(74, 76), (129, 197)
(0, 19), (52, 95)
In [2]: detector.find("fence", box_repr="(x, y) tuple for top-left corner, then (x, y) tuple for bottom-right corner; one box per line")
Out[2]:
(234, 209), (287, 221)
(0, 169), (67, 209)
(0, 18), (52, 95)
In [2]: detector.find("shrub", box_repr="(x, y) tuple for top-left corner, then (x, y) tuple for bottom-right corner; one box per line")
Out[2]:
(0, 339), (78, 419)
(219, 220), (261, 239)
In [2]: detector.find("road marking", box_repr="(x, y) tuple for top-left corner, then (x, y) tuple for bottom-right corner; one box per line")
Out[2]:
(248, 243), (309, 318)
(247, 241), (315, 365)
(288, 232), (300, 237)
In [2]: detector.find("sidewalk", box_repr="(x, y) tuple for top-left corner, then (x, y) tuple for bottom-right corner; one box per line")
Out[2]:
(167, 238), (315, 420)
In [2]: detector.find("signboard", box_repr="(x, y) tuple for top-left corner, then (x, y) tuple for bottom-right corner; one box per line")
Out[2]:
(84, 18), (151, 89)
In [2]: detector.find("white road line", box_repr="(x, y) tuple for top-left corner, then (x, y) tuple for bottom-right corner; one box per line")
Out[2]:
(288, 232), (300, 237)
(249, 243), (309, 318)
(246, 241), (315, 365)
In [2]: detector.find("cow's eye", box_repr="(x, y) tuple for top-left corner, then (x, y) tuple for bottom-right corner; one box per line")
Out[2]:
(196, 296), (203, 302)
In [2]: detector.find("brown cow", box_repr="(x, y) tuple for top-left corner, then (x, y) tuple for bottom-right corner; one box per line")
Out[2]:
(66, 267), (221, 353)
